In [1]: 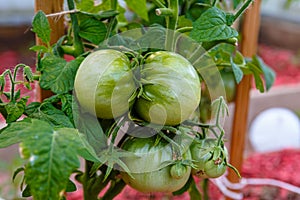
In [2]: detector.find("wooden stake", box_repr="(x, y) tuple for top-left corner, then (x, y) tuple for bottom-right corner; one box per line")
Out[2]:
(226, 0), (262, 198)
(34, 0), (65, 100)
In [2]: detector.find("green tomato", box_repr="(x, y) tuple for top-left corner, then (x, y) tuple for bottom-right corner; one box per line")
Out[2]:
(134, 51), (201, 126)
(120, 136), (192, 193)
(221, 70), (237, 103)
(170, 162), (189, 179)
(190, 138), (228, 178)
(74, 49), (136, 119)
(203, 158), (227, 178)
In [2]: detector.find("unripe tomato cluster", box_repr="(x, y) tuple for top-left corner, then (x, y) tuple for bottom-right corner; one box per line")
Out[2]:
(74, 49), (231, 193)
(75, 49), (201, 125)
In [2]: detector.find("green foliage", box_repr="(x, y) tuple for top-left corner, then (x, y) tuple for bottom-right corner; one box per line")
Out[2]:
(0, 119), (99, 199)
(190, 7), (238, 42)
(124, 0), (149, 21)
(39, 55), (84, 94)
(31, 11), (51, 46)
(25, 101), (74, 128)
(78, 14), (107, 44)
(0, 0), (276, 199)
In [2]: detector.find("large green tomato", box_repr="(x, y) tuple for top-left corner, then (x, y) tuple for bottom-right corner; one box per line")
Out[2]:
(120, 136), (192, 193)
(134, 51), (201, 126)
(74, 49), (136, 119)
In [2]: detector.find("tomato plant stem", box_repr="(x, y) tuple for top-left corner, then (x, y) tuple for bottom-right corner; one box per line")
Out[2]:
(202, 178), (209, 200)
(212, 0), (218, 6)
(111, 0), (117, 10)
(83, 161), (110, 200)
(101, 179), (126, 200)
(1, 64), (29, 102)
(152, 0), (166, 8)
(233, 0), (254, 22)
(103, 0), (118, 43)
(66, 0), (84, 57)
(1, 70), (14, 101)
(176, 26), (193, 33)
(165, 0), (179, 51)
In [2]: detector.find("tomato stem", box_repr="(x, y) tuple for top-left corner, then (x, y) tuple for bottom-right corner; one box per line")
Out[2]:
(165, 0), (179, 51)
(155, 8), (174, 16)
(212, 0), (218, 7)
(1, 70), (14, 101)
(233, 0), (254, 23)
(176, 26), (193, 33)
(101, 179), (126, 200)
(202, 178), (210, 200)
(152, 0), (166, 8)
(103, 0), (118, 44)
(66, 0), (84, 57)
(1, 64), (30, 102)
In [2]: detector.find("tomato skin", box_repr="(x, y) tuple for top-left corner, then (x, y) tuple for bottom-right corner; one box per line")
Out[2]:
(170, 163), (188, 179)
(190, 138), (227, 179)
(74, 49), (136, 119)
(221, 70), (237, 103)
(120, 136), (192, 193)
(203, 158), (226, 178)
(134, 51), (201, 126)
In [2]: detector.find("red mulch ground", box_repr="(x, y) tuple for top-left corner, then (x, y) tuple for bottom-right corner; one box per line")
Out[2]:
(1, 44), (300, 199)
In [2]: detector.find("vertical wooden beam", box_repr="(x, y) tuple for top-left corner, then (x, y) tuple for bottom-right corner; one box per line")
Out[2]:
(34, 0), (65, 100)
(226, 0), (262, 198)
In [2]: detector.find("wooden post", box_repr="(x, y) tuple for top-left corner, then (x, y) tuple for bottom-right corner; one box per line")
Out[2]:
(226, 0), (262, 198)
(34, 0), (65, 100)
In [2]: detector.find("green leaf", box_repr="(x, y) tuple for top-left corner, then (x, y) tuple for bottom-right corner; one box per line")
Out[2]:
(245, 55), (276, 93)
(75, 0), (94, 11)
(60, 94), (75, 124)
(32, 11), (51, 45)
(66, 179), (77, 192)
(75, 0), (102, 13)
(135, 25), (166, 50)
(40, 55), (84, 94)
(5, 97), (28, 123)
(73, 99), (107, 153)
(230, 57), (243, 83)
(29, 45), (49, 53)
(23, 66), (34, 82)
(177, 15), (193, 29)
(246, 61), (265, 92)
(25, 102), (74, 128)
(252, 55), (276, 91)
(22, 184), (31, 197)
(125, 0), (149, 21)
(190, 7), (238, 42)
(0, 120), (30, 148)
(6, 119), (98, 200)
(79, 16), (107, 44)
(19, 120), (80, 200)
